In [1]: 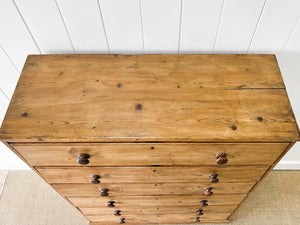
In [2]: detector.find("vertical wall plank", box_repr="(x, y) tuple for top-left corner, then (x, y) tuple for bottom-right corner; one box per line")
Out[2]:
(142, 0), (182, 53)
(180, 0), (223, 53)
(0, 0), (39, 71)
(15, 0), (75, 54)
(0, 89), (9, 126)
(249, 0), (300, 53)
(214, 0), (265, 53)
(0, 46), (20, 99)
(283, 19), (300, 52)
(100, 0), (143, 54)
(57, 0), (109, 53)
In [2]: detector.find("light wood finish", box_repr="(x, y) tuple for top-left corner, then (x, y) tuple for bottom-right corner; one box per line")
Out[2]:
(79, 205), (237, 215)
(0, 54), (299, 224)
(53, 182), (255, 197)
(13, 143), (289, 166)
(0, 54), (299, 143)
(38, 166), (268, 184)
(68, 195), (245, 207)
(86, 213), (231, 224)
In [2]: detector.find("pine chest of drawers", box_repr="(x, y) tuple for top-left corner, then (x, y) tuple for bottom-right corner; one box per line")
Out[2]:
(0, 54), (299, 224)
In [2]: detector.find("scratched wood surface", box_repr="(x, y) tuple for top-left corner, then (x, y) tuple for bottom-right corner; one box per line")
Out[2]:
(37, 166), (268, 184)
(0, 54), (299, 142)
(13, 143), (289, 166)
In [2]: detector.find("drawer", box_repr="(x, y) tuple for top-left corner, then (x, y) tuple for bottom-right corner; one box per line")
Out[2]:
(53, 182), (255, 197)
(86, 213), (230, 224)
(13, 143), (288, 166)
(79, 205), (237, 215)
(68, 195), (245, 207)
(38, 166), (268, 184)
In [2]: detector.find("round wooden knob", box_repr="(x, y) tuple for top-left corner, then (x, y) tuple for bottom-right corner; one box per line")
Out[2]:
(201, 200), (208, 207)
(196, 209), (203, 215)
(77, 153), (90, 165)
(209, 174), (219, 183)
(119, 218), (125, 224)
(90, 174), (101, 184)
(216, 152), (228, 164)
(100, 188), (109, 196)
(114, 210), (121, 216)
(204, 187), (213, 196)
(194, 217), (200, 222)
(107, 201), (115, 207)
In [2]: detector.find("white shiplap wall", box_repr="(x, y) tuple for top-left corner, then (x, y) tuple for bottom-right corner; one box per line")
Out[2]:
(0, 0), (300, 170)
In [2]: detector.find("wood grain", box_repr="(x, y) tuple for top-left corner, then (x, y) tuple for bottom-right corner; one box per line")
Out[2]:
(13, 143), (288, 166)
(53, 182), (255, 197)
(68, 194), (245, 207)
(37, 166), (268, 184)
(0, 54), (299, 142)
(86, 213), (231, 223)
(79, 205), (237, 215)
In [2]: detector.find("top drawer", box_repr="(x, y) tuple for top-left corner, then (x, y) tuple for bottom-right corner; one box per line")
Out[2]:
(13, 143), (288, 166)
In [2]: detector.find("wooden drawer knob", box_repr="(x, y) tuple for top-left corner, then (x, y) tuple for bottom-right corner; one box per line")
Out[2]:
(216, 152), (228, 164)
(196, 209), (203, 215)
(107, 201), (115, 207)
(90, 174), (101, 184)
(114, 210), (121, 216)
(201, 200), (208, 207)
(77, 153), (90, 165)
(194, 217), (200, 222)
(99, 188), (109, 196)
(119, 218), (125, 224)
(209, 173), (219, 183)
(204, 187), (213, 196)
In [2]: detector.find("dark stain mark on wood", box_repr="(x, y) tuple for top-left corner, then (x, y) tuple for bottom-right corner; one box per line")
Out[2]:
(59, 72), (63, 76)
(151, 146), (155, 150)
(257, 117), (263, 121)
(231, 125), (237, 130)
(153, 169), (156, 172)
(117, 83), (122, 88)
(96, 80), (100, 82)
(92, 126), (96, 129)
(66, 55), (74, 58)
(177, 85), (180, 88)
(21, 112), (28, 117)
(136, 104), (142, 111)
(162, 60), (167, 63)
(113, 54), (118, 58)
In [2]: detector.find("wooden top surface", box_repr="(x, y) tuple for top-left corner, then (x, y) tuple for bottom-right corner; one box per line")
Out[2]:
(0, 54), (299, 142)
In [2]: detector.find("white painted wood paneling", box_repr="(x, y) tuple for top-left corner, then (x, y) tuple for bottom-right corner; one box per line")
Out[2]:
(249, 0), (300, 53)
(214, 0), (265, 53)
(142, 0), (182, 53)
(180, 0), (223, 53)
(0, 89), (9, 126)
(14, 0), (74, 54)
(0, 46), (20, 99)
(99, 0), (143, 54)
(57, 0), (109, 53)
(283, 18), (300, 52)
(0, 0), (39, 71)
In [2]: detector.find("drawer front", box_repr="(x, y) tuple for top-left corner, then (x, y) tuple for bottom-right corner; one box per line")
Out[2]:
(38, 166), (268, 184)
(54, 182), (255, 197)
(13, 143), (288, 166)
(86, 213), (230, 224)
(80, 205), (237, 215)
(68, 195), (245, 207)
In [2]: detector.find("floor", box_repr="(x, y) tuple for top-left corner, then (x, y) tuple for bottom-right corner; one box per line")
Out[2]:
(0, 171), (299, 225)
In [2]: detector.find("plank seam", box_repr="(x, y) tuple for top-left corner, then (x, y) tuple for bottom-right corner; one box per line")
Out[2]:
(246, 0), (268, 53)
(281, 14), (300, 51)
(12, 0), (42, 54)
(54, 0), (76, 53)
(139, 0), (145, 54)
(178, 0), (184, 53)
(97, 0), (111, 54)
(213, 0), (225, 53)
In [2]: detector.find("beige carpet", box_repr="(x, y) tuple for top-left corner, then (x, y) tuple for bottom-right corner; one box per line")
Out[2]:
(0, 171), (299, 225)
